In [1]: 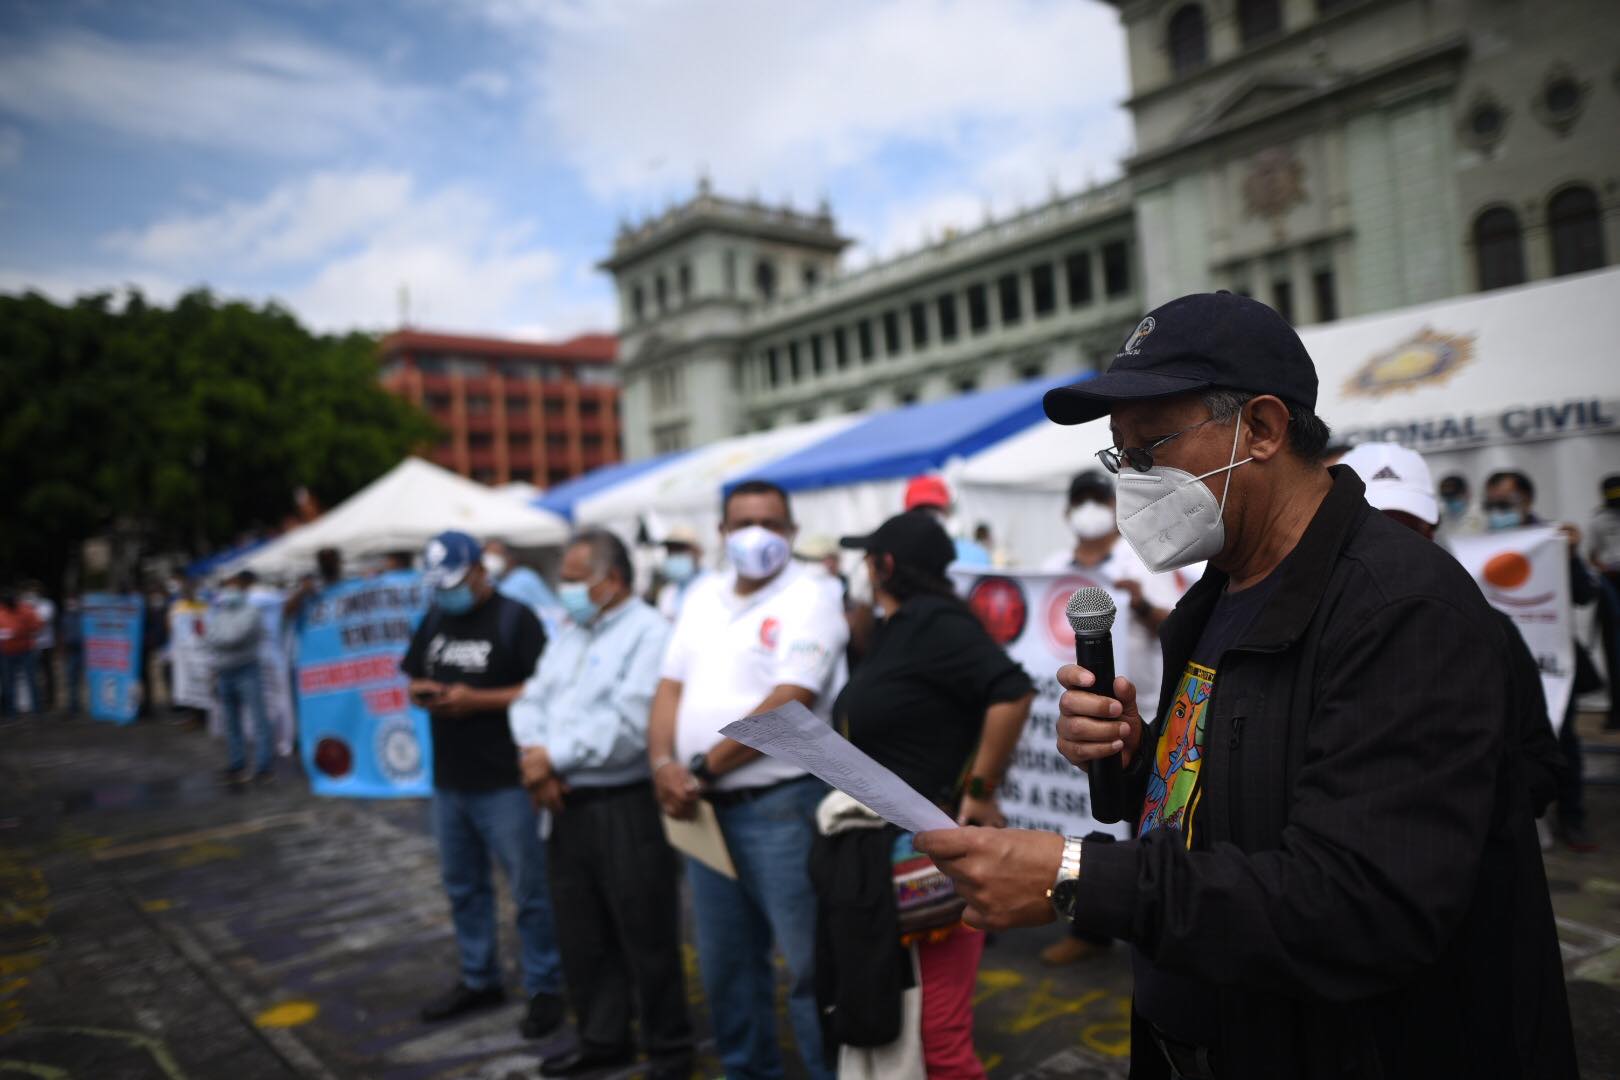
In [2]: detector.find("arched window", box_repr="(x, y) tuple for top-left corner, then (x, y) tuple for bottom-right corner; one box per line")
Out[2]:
(1167, 5), (1208, 76)
(1473, 206), (1525, 291)
(1237, 0), (1282, 44)
(1548, 185), (1606, 276)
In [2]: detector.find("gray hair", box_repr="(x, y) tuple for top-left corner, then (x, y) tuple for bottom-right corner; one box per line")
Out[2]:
(568, 528), (633, 586)
(1199, 387), (1333, 463)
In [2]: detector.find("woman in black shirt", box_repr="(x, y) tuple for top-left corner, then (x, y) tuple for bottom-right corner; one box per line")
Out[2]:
(832, 510), (1034, 1079)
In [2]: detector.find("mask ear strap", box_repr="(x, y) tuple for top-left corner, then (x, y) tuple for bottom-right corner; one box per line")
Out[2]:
(1186, 411), (1252, 507)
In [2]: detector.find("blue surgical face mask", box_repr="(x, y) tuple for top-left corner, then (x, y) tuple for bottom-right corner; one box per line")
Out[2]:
(218, 587), (246, 607)
(435, 583), (475, 614)
(558, 581), (600, 625)
(1442, 497), (1469, 519)
(663, 553), (697, 584)
(1486, 508), (1524, 532)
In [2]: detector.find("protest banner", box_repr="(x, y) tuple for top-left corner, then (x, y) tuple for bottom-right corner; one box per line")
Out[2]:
(295, 572), (433, 797)
(1449, 525), (1574, 730)
(952, 569), (1133, 839)
(168, 600), (214, 711)
(84, 593), (144, 724)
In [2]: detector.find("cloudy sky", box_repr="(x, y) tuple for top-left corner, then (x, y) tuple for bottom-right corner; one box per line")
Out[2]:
(0, 0), (1130, 340)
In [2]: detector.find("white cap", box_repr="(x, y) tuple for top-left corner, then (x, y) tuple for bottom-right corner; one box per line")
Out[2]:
(1339, 442), (1439, 526)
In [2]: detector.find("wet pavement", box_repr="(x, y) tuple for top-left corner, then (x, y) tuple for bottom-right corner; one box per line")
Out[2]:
(1, 711), (1617, 1079)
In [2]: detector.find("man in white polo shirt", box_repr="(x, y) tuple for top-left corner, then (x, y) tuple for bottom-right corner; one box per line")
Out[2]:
(648, 479), (848, 1080)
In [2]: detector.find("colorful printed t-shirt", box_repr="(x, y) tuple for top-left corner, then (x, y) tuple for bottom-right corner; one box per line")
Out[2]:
(1133, 569), (1282, 1048)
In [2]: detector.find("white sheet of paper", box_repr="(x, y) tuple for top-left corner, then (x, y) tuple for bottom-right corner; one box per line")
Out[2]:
(721, 701), (956, 834)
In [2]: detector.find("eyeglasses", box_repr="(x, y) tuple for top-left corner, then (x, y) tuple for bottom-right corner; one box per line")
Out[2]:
(1095, 415), (1228, 474)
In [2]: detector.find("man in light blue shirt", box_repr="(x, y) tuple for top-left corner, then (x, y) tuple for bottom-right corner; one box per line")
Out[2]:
(485, 538), (563, 636)
(510, 529), (692, 1080)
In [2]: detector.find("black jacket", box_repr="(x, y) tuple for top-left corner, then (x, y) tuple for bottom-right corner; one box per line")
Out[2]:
(1072, 467), (1575, 1080)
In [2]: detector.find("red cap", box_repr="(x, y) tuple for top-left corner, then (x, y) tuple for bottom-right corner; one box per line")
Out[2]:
(903, 474), (952, 511)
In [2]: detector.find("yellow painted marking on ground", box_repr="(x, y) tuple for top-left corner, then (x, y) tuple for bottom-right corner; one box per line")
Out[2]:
(980, 1051), (1004, 1073)
(171, 841), (241, 868)
(0, 1059), (72, 1078)
(1004, 983), (1104, 1035)
(1080, 995), (1133, 1058)
(28, 1027), (187, 1080)
(972, 967), (1024, 1005)
(1585, 877), (1620, 897)
(0, 955), (42, 978)
(90, 812), (316, 861)
(255, 999), (319, 1028)
(1573, 943), (1620, 988)
(141, 899), (173, 912)
(0, 999), (25, 1037)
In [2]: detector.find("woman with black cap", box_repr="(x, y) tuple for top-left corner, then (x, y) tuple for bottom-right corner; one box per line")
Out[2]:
(819, 509), (1033, 1079)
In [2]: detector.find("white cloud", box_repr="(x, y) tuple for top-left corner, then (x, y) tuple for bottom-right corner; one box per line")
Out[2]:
(108, 170), (417, 270)
(494, 0), (1130, 209)
(0, 29), (423, 157)
(5, 169), (609, 338)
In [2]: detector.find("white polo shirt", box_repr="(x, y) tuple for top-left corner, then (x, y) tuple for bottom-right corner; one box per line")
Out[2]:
(661, 561), (849, 792)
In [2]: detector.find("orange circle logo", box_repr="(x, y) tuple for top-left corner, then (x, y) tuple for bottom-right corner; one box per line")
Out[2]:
(1483, 552), (1532, 590)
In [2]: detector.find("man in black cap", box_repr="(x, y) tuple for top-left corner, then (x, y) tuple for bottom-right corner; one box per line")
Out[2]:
(915, 293), (1574, 1079)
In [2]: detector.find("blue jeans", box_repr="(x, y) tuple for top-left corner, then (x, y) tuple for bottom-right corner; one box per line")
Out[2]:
(687, 774), (831, 1080)
(218, 662), (272, 774)
(1, 651), (41, 716)
(432, 785), (562, 997)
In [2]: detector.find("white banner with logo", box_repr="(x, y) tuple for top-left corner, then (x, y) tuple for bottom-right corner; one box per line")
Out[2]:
(1448, 525), (1573, 731)
(951, 568), (1135, 840)
(168, 602), (215, 711)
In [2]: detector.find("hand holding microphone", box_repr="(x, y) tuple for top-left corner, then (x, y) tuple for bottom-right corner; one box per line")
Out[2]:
(1059, 588), (1143, 824)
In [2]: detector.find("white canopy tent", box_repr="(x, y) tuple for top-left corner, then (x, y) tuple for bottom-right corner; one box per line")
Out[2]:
(573, 415), (860, 548)
(959, 268), (1620, 565)
(227, 457), (570, 580)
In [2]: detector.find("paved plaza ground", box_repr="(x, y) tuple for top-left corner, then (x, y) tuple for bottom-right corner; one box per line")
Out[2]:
(2, 711), (1617, 1079)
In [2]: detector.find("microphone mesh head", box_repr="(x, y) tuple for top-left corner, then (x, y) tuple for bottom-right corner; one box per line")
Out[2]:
(1066, 587), (1117, 638)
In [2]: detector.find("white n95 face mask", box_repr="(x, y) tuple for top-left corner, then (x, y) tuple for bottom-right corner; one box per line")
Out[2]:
(726, 525), (791, 580)
(1115, 414), (1252, 573)
(1067, 502), (1117, 541)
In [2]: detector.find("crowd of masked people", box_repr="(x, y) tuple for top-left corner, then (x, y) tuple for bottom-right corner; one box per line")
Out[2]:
(6, 288), (1613, 1080)
(304, 447), (1608, 1079)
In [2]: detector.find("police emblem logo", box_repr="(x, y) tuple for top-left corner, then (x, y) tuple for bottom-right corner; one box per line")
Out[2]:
(1343, 327), (1476, 399)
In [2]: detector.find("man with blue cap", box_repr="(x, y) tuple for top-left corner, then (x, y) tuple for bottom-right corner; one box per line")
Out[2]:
(400, 530), (565, 1039)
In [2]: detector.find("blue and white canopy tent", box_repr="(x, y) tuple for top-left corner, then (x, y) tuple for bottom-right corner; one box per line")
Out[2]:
(735, 371), (1096, 565)
(531, 450), (690, 522)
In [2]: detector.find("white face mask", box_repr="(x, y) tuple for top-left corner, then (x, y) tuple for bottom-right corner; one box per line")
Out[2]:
(482, 553), (509, 579)
(1067, 502), (1117, 541)
(725, 525), (792, 580)
(1115, 414), (1252, 573)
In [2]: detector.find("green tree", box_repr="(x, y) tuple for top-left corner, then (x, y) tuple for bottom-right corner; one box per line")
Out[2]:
(0, 288), (437, 592)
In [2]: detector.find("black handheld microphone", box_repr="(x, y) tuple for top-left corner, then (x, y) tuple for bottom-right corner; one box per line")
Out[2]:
(1066, 587), (1124, 824)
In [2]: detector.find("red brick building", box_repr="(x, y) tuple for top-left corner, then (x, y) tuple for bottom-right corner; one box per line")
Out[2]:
(378, 329), (621, 487)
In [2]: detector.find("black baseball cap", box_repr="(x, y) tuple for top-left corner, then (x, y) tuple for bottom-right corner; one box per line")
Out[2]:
(1044, 292), (1318, 425)
(840, 510), (955, 577)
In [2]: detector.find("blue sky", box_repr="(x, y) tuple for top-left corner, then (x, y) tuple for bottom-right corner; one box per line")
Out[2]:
(0, 0), (1131, 340)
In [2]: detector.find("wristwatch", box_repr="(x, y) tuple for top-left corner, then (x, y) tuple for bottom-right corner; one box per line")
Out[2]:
(1046, 836), (1085, 920)
(965, 775), (998, 799)
(688, 751), (715, 786)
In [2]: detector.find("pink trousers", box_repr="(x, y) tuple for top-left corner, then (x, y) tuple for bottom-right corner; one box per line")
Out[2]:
(917, 927), (987, 1079)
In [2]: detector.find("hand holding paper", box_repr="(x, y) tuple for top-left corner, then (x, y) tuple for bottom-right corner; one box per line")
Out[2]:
(720, 701), (955, 833)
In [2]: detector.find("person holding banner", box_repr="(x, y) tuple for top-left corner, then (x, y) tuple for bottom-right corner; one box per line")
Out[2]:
(914, 292), (1575, 1079)
(826, 509), (1033, 1079)
(399, 530), (565, 1040)
(1483, 469), (1602, 853)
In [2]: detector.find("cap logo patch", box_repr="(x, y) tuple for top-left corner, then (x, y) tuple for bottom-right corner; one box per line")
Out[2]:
(1344, 327), (1474, 399)
(425, 539), (447, 566)
(1371, 465), (1401, 481)
(1120, 317), (1156, 357)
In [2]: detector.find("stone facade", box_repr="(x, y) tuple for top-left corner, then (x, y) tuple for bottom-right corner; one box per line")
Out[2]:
(603, 0), (1618, 461)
